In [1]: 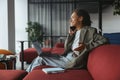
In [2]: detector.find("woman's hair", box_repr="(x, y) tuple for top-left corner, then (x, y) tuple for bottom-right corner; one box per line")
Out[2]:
(73, 8), (92, 26)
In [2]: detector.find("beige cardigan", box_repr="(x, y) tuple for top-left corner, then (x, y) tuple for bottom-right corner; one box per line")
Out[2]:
(62, 26), (108, 69)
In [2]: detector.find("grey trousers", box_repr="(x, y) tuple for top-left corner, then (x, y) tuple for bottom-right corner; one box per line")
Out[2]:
(26, 41), (74, 72)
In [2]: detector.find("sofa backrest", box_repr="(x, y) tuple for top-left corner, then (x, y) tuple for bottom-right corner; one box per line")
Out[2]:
(54, 42), (64, 48)
(87, 44), (120, 80)
(103, 33), (120, 45)
(51, 43), (64, 55)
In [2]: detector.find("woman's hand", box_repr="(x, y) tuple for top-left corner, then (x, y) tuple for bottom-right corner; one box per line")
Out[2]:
(69, 28), (76, 36)
(74, 43), (85, 51)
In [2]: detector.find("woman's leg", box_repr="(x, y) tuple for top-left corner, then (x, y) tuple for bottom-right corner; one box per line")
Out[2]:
(26, 54), (69, 72)
(26, 41), (43, 72)
(26, 56), (43, 72)
(26, 41), (72, 72)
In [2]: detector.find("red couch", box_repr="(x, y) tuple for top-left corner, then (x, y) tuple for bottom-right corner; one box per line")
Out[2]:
(1, 44), (120, 80)
(23, 44), (120, 80)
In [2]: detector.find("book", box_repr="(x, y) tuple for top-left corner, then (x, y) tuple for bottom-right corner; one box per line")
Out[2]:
(42, 67), (65, 74)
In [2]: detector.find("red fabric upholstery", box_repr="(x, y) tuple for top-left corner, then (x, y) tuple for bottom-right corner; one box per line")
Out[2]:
(42, 43), (64, 55)
(41, 48), (52, 53)
(20, 48), (38, 63)
(87, 44), (120, 80)
(54, 43), (64, 48)
(51, 43), (64, 54)
(0, 70), (27, 80)
(23, 70), (93, 80)
(51, 48), (64, 54)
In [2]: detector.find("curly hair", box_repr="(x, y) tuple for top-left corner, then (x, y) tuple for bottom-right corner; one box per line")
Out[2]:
(73, 8), (92, 26)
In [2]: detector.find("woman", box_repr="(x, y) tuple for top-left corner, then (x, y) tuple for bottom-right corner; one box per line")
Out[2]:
(26, 8), (108, 72)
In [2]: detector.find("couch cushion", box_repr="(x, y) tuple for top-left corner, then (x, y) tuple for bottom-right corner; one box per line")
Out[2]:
(23, 70), (93, 80)
(51, 48), (64, 55)
(87, 44), (120, 80)
(20, 48), (38, 63)
(0, 49), (13, 55)
(54, 43), (64, 48)
(41, 48), (52, 53)
(0, 70), (28, 80)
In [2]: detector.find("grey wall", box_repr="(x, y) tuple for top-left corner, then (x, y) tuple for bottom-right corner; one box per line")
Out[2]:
(102, 6), (120, 33)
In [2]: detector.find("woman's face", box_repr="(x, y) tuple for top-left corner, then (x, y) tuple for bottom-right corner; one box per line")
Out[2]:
(70, 12), (82, 27)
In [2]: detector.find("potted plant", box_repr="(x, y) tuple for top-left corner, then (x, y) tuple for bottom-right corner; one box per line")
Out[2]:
(113, 0), (120, 15)
(26, 21), (44, 44)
